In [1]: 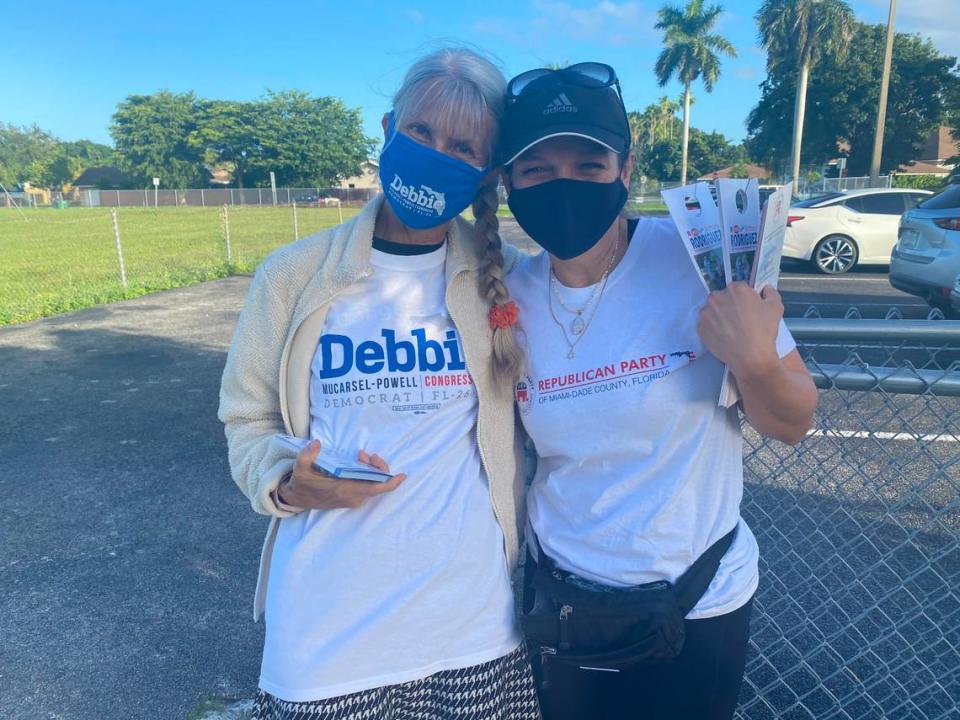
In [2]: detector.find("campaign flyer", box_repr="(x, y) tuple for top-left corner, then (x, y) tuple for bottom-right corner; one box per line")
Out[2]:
(661, 182), (727, 293)
(717, 178), (760, 285)
(750, 182), (793, 291)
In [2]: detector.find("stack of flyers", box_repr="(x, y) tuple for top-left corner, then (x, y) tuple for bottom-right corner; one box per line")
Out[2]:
(750, 182), (793, 292)
(716, 178), (761, 407)
(661, 183), (727, 293)
(663, 180), (795, 409)
(273, 434), (394, 482)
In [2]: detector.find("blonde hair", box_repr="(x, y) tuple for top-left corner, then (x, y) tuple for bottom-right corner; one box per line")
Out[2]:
(473, 182), (525, 381)
(393, 47), (524, 382)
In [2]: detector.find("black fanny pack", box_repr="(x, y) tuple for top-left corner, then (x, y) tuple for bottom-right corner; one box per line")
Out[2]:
(521, 527), (736, 672)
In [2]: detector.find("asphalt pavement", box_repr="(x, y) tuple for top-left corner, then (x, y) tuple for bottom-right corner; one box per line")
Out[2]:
(0, 278), (264, 720)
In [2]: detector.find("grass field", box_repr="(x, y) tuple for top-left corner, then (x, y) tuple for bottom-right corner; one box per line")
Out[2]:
(0, 206), (359, 325)
(1, 198), (668, 326)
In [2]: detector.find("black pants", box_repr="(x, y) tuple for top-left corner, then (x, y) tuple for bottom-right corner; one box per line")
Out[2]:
(533, 597), (753, 720)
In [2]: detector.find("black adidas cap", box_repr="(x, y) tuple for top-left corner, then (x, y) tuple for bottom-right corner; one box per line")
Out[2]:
(501, 69), (631, 165)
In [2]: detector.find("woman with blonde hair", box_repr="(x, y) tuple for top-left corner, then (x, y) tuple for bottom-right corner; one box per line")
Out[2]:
(218, 47), (536, 720)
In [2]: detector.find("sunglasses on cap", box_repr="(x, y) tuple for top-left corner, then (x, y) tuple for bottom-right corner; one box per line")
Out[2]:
(506, 62), (625, 105)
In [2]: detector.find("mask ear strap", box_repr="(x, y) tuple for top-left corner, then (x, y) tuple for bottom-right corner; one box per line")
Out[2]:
(382, 111), (400, 154)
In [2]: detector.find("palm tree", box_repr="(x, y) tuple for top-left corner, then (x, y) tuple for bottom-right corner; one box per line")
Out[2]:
(756, 0), (854, 187)
(656, 96), (680, 143)
(654, 0), (736, 184)
(627, 111), (648, 152)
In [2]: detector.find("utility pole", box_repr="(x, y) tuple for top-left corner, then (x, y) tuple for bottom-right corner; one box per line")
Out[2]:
(869, 0), (897, 186)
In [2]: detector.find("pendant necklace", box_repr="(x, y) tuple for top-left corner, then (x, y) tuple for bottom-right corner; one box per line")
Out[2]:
(548, 225), (622, 359)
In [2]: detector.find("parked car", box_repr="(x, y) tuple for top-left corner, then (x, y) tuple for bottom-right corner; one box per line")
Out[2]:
(758, 184), (783, 207)
(889, 180), (960, 317)
(783, 188), (933, 274)
(293, 193), (320, 204)
(950, 273), (960, 316)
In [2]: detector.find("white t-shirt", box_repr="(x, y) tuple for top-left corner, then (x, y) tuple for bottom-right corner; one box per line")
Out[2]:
(506, 218), (796, 620)
(260, 243), (520, 701)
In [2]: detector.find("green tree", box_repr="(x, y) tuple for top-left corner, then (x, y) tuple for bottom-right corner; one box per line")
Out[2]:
(0, 124), (60, 187)
(246, 90), (373, 187)
(747, 22), (960, 176)
(756, 0), (855, 186)
(654, 0), (736, 184)
(0, 126), (114, 189)
(111, 91), (206, 188)
(47, 140), (115, 188)
(657, 96), (681, 143)
(687, 128), (748, 175)
(188, 100), (259, 188)
(644, 139), (686, 181)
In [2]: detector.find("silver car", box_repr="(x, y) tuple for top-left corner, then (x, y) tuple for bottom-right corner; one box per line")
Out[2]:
(889, 181), (960, 317)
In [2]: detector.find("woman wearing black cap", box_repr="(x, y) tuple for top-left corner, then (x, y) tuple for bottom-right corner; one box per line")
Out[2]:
(499, 64), (817, 720)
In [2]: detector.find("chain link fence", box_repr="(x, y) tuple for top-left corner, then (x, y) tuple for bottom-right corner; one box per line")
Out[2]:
(0, 203), (361, 325)
(738, 318), (960, 719)
(72, 187), (378, 209)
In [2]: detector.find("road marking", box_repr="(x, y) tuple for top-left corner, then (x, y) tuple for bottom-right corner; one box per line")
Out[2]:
(809, 429), (959, 443)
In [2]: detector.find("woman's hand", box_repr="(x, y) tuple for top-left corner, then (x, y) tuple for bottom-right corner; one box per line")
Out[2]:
(278, 440), (406, 510)
(699, 283), (817, 445)
(697, 283), (783, 378)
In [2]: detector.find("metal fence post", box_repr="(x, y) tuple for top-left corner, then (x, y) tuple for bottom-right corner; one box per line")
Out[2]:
(201, 189), (205, 208)
(258, 188), (262, 207)
(221, 204), (232, 268)
(174, 189), (179, 207)
(143, 189), (147, 207)
(111, 209), (128, 288)
(337, 198), (343, 224)
(286, 188), (291, 205)
(292, 202), (299, 240)
(230, 188), (235, 207)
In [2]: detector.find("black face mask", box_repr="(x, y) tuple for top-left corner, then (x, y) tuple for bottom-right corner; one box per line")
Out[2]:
(507, 178), (628, 260)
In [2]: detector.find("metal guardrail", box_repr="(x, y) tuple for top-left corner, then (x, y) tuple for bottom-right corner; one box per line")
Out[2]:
(786, 319), (960, 397)
(787, 318), (960, 343)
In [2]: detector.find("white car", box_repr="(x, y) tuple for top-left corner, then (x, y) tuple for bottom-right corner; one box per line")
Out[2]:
(783, 188), (933, 273)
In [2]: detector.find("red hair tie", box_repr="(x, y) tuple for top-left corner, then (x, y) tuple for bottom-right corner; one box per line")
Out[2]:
(489, 301), (520, 330)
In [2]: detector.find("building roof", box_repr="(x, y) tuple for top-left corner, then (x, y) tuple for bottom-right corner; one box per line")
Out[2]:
(72, 166), (131, 189)
(698, 163), (771, 180)
(896, 160), (952, 176)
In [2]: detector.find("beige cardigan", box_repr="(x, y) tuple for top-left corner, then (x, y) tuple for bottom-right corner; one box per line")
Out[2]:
(218, 195), (526, 619)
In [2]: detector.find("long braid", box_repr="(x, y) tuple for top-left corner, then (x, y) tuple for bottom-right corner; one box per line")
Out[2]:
(473, 182), (525, 382)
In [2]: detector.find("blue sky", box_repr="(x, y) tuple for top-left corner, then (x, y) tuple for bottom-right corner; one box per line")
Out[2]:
(2, 0), (957, 150)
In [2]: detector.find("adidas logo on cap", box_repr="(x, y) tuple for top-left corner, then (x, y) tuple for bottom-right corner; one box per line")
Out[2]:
(543, 93), (578, 115)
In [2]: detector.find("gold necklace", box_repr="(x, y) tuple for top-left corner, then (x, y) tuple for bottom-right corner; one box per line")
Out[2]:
(547, 226), (623, 359)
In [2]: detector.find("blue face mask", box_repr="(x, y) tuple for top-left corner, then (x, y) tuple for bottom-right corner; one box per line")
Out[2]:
(378, 114), (488, 229)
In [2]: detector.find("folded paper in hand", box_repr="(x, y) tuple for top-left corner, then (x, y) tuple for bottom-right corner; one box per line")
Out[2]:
(273, 434), (394, 482)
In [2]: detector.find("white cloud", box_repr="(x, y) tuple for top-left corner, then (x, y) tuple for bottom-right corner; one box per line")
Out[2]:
(856, 0), (960, 57)
(406, 9), (425, 25)
(475, 0), (658, 48)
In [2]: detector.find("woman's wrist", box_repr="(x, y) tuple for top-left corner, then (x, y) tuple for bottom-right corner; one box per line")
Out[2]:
(273, 472), (300, 510)
(729, 347), (780, 385)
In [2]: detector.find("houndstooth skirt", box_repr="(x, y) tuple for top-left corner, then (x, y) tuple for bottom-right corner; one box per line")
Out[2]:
(251, 645), (541, 720)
